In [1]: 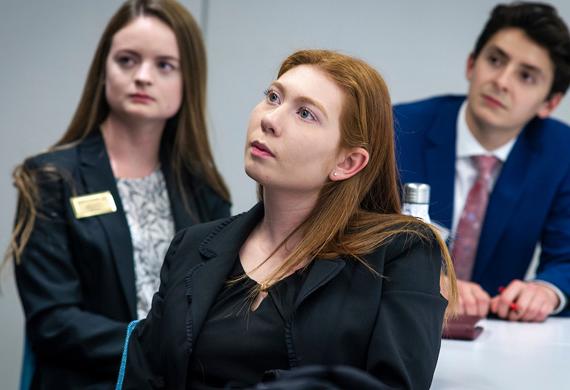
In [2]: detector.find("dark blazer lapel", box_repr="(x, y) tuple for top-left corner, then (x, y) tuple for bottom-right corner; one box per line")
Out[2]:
(294, 258), (345, 308)
(158, 128), (200, 228)
(189, 204), (264, 342)
(473, 121), (538, 278)
(77, 131), (137, 318)
(424, 99), (461, 229)
(161, 158), (198, 230)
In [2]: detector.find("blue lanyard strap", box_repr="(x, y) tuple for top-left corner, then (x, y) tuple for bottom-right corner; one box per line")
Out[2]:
(115, 319), (141, 390)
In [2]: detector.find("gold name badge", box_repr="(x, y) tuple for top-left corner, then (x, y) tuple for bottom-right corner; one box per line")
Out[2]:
(70, 191), (117, 219)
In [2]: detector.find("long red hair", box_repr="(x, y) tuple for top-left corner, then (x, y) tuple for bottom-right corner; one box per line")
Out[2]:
(258, 50), (457, 314)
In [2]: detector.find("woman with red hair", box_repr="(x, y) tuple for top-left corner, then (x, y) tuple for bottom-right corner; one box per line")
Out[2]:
(119, 49), (457, 389)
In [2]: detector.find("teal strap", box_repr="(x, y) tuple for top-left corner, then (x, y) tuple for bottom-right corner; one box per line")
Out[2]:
(115, 320), (140, 390)
(19, 335), (35, 390)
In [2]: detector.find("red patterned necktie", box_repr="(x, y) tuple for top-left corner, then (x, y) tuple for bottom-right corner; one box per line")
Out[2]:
(452, 155), (500, 280)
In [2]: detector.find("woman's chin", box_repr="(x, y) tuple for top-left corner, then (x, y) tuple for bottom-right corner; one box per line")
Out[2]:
(244, 164), (267, 185)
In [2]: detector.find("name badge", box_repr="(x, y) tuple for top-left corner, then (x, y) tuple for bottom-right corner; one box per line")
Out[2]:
(70, 191), (117, 219)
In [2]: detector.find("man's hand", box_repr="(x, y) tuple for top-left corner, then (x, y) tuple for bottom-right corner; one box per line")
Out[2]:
(490, 280), (559, 322)
(456, 280), (491, 317)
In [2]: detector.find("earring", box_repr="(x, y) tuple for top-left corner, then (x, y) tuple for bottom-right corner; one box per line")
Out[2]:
(333, 172), (338, 177)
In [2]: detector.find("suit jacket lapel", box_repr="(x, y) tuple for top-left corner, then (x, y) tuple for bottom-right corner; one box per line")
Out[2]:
(188, 202), (349, 337)
(78, 131), (137, 318)
(473, 121), (539, 278)
(424, 99), (461, 229)
(161, 158), (198, 231)
(295, 259), (345, 308)
(158, 127), (201, 228)
(189, 204), (264, 342)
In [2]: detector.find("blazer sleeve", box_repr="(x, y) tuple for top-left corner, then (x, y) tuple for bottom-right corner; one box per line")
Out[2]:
(14, 159), (126, 374)
(119, 229), (186, 389)
(366, 234), (448, 389)
(536, 163), (570, 306)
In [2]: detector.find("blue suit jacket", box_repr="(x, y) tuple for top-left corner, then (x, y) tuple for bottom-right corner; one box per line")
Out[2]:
(394, 95), (570, 315)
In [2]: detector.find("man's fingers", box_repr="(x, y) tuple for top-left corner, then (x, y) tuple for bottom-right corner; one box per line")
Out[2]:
(472, 284), (491, 317)
(457, 280), (490, 317)
(520, 286), (556, 322)
(495, 280), (524, 318)
(499, 282), (557, 322)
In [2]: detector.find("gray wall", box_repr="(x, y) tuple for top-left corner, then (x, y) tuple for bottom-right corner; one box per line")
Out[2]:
(1, 1), (569, 388)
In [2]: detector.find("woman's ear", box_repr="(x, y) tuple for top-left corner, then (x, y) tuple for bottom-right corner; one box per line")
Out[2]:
(329, 147), (369, 181)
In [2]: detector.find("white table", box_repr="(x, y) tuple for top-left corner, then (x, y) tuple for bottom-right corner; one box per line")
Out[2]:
(432, 318), (570, 390)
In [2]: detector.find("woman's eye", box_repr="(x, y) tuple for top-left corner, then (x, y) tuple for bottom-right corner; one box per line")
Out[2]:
(298, 107), (316, 121)
(264, 89), (281, 104)
(158, 61), (175, 72)
(116, 55), (135, 68)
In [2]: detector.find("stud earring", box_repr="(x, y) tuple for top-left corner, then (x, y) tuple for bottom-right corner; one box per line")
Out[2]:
(333, 172), (338, 177)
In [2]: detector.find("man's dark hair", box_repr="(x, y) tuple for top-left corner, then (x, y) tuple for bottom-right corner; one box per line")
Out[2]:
(472, 2), (570, 97)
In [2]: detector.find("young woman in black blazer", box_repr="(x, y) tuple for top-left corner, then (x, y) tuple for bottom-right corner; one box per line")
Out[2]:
(119, 50), (457, 389)
(7, 1), (230, 388)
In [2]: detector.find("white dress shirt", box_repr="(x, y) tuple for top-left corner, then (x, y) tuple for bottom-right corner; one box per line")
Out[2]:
(453, 102), (566, 313)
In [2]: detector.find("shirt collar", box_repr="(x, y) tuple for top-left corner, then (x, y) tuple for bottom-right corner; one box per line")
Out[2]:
(456, 101), (516, 162)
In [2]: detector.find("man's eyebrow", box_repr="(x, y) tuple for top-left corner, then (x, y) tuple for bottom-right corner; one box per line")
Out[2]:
(487, 45), (510, 60)
(272, 80), (329, 120)
(487, 44), (545, 76)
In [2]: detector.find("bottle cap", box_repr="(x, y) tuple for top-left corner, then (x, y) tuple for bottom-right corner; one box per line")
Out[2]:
(403, 183), (430, 204)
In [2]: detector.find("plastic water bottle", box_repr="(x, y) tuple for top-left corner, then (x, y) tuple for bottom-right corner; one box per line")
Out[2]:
(402, 183), (431, 224)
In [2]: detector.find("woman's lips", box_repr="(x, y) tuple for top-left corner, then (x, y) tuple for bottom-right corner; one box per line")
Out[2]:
(129, 93), (155, 103)
(250, 141), (275, 157)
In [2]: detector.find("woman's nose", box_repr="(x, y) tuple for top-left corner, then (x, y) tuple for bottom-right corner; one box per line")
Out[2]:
(134, 62), (153, 86)
(260, 108), (282, 136)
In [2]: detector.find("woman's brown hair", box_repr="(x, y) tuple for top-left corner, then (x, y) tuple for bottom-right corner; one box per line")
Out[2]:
(6, 0), (229, 264)
(257, 49), (457, 313)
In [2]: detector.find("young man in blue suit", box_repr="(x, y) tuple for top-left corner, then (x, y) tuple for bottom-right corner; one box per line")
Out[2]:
(395, 2), (570, 321)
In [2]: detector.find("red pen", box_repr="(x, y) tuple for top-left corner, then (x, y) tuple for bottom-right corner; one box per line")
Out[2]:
(498, 286), (519, 312)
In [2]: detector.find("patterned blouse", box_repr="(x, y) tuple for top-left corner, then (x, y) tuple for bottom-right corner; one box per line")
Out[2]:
(116, 168), (175, 319)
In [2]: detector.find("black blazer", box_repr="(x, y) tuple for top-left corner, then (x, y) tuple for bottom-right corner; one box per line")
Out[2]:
(122, 204), (447, 389)
(14, 130), (230, 389)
